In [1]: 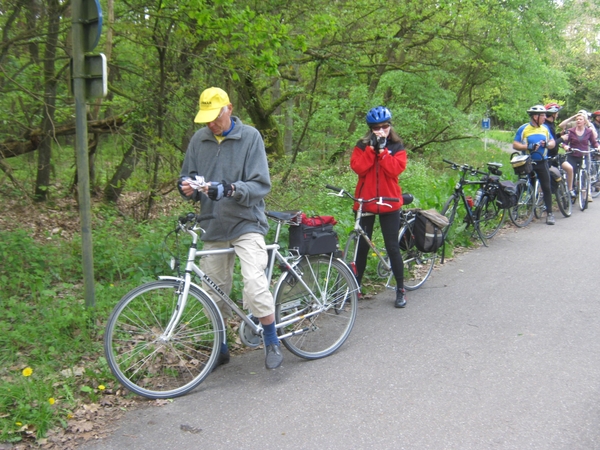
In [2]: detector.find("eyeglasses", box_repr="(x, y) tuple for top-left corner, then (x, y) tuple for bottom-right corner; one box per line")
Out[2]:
(371, 123), (390, 131)
(210, 106), (228, 123)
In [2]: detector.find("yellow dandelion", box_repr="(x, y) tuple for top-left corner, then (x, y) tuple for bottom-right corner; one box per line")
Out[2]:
(66, 413), (73, 419)
(22, 367), (33, 377)
(48, 398), (55, 405)
(98, 385), (105, 391)
(15, 422), (22, 426)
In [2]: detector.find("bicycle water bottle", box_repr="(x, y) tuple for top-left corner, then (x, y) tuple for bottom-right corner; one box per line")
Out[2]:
(473, 188), (484, 207)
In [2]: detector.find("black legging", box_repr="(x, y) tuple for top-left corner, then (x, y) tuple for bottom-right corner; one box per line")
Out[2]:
(532, 160), (553, 213)
(355, 211), (404, 289)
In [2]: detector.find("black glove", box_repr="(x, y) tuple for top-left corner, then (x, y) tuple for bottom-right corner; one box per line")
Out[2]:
(369, 134), (378, 150)
(376, 136), (387, 150)
(207, 180), (234, 201)
(527, 142), (539, 151)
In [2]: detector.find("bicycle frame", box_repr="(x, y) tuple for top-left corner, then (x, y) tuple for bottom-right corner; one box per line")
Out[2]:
(348, 208), (394, 273)
(325, 185), (397, 273)
(162, 217), (340, 344)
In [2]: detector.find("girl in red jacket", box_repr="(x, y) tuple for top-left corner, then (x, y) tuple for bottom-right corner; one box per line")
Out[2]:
(350, 106), (408, 308)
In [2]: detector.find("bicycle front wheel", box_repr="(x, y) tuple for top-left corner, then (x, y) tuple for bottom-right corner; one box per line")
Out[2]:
(476, 195), (505, 239)
(509, 180), (534, 227)
(343, 231), (360, 278)
(590, 160), (600, 198)
(274, 255), (358, 360)
(533, 181), (545, 219)
(555, 178), (572, 217)
(399, 224), (436, 291)
(579, 169), (589, 211)
(441, 195), (462, 243)
(104, 280), (224, 399)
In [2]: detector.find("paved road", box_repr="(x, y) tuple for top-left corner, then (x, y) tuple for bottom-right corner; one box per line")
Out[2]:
(84, 206), (600, 450)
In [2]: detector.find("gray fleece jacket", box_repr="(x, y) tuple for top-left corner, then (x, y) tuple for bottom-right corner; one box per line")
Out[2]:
(180, 117), (271, 241)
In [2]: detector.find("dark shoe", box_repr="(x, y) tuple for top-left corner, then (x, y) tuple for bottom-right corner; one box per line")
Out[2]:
(265, 343), (283, 369)
(546, 213), (555, 225)
(395, 288), (406, 308)
(217, 350), (230, 366)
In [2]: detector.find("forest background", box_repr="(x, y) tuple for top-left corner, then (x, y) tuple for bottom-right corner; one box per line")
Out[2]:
(1, 0), (600, 446)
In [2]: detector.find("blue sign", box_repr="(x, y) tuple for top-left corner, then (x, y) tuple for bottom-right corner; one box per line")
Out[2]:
(482, 118), (490, 130)
(81, 0), (103, 53)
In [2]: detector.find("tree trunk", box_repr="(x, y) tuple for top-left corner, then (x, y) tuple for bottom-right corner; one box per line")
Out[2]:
(34, 0), (60, 201)
(236, 75), (284, 159)
(104, 128), (146, 203)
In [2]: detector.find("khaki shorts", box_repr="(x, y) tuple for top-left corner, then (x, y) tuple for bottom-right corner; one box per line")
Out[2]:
(200, 233), (274, 319)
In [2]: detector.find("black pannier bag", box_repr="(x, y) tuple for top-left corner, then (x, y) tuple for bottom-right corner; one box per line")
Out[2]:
(496, 180), (518, 209)
(288, 214), (339, 255)
(413, 209), (448, 253)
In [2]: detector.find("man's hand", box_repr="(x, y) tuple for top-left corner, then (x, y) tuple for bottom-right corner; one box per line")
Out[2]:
(207, 181), (234, 201)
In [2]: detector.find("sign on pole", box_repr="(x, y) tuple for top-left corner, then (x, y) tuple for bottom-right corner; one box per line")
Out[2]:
(482, 118), (490, 151)
(71, 0), (104, 308)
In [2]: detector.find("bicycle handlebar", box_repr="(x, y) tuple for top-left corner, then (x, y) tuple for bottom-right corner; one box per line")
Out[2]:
(325, 185), (399, 204)
(442, 159), (488, 177)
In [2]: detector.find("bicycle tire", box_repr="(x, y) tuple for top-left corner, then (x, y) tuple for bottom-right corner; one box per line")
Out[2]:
(104, 280), (224, 399)
(555, 178), (572, 217)
(533, 180), (545, 219)
(343, 231), (360, 278)
(399, 223), (436, 291)
(476, 195), (505, 239)
(441, 195), (462, 243)
(579, 169), (589, 211)
(509, 180), (534, 227)
(590, 160), (600, 198)
(274, 255), (358, 360)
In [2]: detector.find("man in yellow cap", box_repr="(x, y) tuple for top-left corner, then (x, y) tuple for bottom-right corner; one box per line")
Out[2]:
(178, 87), (282, 370)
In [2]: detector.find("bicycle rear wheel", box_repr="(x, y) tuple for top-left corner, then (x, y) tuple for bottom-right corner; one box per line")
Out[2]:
(578, 169), (589, 211)
(274, 255), (358, 360)
(555, 177), (572, 217)
(399, 223), (436, 291)
(104, 280), (223, 399)
(509, 180), (534, 227)
(476, 195), (505, 239)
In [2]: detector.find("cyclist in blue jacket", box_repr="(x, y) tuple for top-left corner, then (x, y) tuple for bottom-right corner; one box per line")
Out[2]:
(513, 105), (557, 225)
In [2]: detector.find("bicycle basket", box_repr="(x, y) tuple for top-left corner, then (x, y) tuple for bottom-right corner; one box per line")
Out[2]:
(510, 154), (532, 175)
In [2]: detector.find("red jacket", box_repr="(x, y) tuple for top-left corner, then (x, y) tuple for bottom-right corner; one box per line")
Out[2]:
(350, 139), (407, 214)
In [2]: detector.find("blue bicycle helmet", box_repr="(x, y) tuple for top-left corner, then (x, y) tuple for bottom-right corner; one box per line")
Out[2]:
(366, 106), (392, 125)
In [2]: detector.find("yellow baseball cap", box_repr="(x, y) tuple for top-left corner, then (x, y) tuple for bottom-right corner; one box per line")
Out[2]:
(194, 87), (230, 123)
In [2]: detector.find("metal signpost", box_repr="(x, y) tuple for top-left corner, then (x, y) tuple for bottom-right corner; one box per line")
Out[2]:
(482, 117), (490, 151)
(71, 0), (106, 308)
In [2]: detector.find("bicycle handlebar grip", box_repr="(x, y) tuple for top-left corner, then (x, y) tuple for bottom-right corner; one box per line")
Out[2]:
(380, 197), (400, 202)
(442, 159), (455, 165)
(326, 184), (343, 192)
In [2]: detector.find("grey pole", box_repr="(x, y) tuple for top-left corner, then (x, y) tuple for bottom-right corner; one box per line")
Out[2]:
(72, 0), (96, 308)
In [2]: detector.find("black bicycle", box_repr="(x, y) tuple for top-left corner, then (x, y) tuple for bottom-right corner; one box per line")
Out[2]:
(441, 159), (506, 247)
